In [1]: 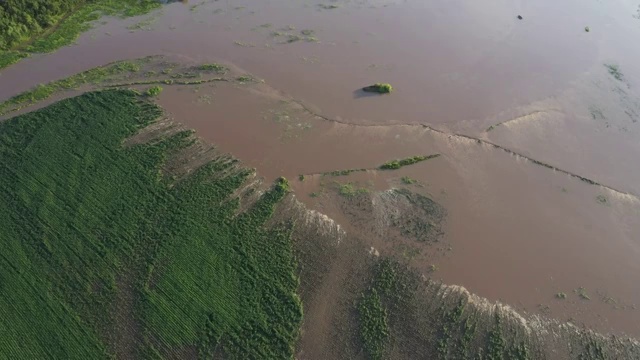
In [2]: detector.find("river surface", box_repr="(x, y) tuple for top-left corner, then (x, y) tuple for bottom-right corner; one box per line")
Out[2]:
(2, 0), (640, 337)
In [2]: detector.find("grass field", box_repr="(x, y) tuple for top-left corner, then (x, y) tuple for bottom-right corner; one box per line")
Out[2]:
(0, 89), (301, 358)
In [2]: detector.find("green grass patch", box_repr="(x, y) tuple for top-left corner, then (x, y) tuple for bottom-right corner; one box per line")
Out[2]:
(199, 63), (228, 74)
(319, 4), (340, 9)
(145, 85), (163, 97)
(358, 259), (418, 359)
(338, 183), (369, 197)
(379, 154), (440, 170)
(363, 83), (393, 94)
(323, 168), (366, 177)
(0, 50), (29, 70)
(0, 58), (146, 117)
(0, 89), (301, 358)
(575, 287), (591, 300)
(401, 176), (417, 184)
(358, 289), (389, 360)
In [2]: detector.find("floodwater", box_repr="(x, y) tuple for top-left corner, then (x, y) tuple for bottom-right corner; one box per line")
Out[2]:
(2, 0), (640, 338)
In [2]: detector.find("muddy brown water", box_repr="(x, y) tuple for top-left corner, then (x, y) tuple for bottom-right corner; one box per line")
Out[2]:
(2, 0), (640, 338)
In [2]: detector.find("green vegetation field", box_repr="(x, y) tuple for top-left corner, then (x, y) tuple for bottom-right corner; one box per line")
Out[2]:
(0, 89), (301, 358)
(0, 0), (161, 69)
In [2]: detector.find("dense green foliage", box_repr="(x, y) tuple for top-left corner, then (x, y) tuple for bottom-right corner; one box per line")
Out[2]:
(379, 154), (440, 170)
(0, 0), (161, 69)
(0, 90), (301, 359)
(358, 259), (415, 359)
(0, 50), (29, 68)
(0, 0), (83, 50)
(363, 83), (393, 94)
(358, 289), (389, 360)
(145, 85), (163, 97)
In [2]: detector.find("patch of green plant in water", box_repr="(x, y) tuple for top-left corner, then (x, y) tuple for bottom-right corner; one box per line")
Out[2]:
(199, 63), (228, 74)
(460, 317), (477, 358)
(358, 289), (389, 360)
(358, 259), (418, 359)
(580, 338), (607, 360)
(127, 13), (161, 32)
(319, 4), (340, 9)
(589, 106), (605, 121)
(0, 90), (302, 359)
(338, 183), (369, 197)
(379, 154), (440, 170)
(271, 30), (318, 44)
(596, 195), (608, 205)
(189, 1), (207, 12)
(363, 83), (393, 94)
(486, 314), (506, 360)
(437, 299), (467, 358)
(605, 64), (623, 81)
(575, 287), (591, 300)
(145, 85), (163, 97)
(0, 58), (146, 117)
(556, 292), (567, 299)
(236, 75), (257, 83)
(0, 50), (29, 70)
(391, 188), (445, 242)
(323, 168), (366, 177)
(401, 176), (417, 184)
(508, 342), (532, 360)
(234, 41), (255, 47)
(285, 34), (303, 43)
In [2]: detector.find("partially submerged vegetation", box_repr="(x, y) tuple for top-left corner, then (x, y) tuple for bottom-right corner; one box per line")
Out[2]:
(199, 63), (228, 74)
(0, 57), (251, 119)
(379, 154), (440, 170)
(338, 182), (370, 197)
(401, 176), (417, 185)
(271, 29), (319, 44)
(605, 64), (624, 81)
(0, 58), (147, 116)
(145, 85), (163, 97)
(363, 83), (394, 94)
(358, 259), (415, 359)
(358, 289), (389, 360)
(0, 89), (301, 358)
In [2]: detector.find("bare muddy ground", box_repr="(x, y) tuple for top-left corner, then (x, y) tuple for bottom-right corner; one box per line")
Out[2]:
(2, 0), (640, 353)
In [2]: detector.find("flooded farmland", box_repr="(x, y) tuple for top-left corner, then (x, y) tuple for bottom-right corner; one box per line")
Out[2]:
(2, 0), (640, 357)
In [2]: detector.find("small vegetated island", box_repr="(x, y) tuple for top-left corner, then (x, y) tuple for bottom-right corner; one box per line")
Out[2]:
(362, 83), (393, 94)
